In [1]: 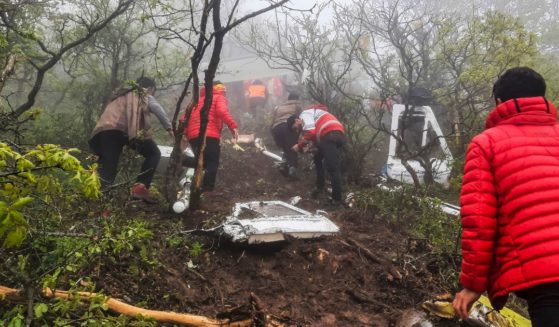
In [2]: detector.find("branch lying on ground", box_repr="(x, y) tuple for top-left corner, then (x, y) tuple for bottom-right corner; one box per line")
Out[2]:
(0, 285), (252, 327)
(345, 238), (403, 280)
(346, 289), (397, 311)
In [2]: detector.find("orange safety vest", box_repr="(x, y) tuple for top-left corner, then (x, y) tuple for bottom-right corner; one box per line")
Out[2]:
(247, 84), (266, 98)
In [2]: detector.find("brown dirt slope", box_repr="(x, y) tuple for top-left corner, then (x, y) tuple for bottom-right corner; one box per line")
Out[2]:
(100, 144), (455, 326)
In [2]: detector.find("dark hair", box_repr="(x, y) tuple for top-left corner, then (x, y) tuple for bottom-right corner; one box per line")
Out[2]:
(288, 92), (300, 101)
(492, 67), (546, 102)
(286, 114), (298, 129)
(136, 76), (156, 89)
(253, 80), (263, 85)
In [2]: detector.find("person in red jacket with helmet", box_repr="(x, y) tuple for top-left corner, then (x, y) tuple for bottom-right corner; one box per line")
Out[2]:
(453, 67), (559, 327)
(184, 81), (238, 193)
(288, 104), (346, 204)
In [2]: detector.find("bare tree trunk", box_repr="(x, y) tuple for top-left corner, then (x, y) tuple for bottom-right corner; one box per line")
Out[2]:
(0, 54), (16, 93)
(23, 283), (34, 327)
(189, 0), (226, 210)
(165, 0), (289, 209)
(163, 0), (210, 204)
(401, 158), (421, 188)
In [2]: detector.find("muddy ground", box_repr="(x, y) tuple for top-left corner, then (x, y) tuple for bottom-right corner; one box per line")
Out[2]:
(97, 143), (458, 326)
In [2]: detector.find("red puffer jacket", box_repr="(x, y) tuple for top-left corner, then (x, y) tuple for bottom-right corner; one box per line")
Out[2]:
(186, 85), (237, 140)
(460, 96), (559, 309)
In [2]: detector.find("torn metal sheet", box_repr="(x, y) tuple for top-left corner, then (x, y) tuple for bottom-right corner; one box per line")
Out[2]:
(395, 309), (433, 327)
(376, 176), (460, 217)
(289, 196), (302, 206)
(156, 145), (195, 174)
(254, 138), (284, 163)
(157, 145), (196, 213)
(222, 201), (340, 244)
(436, 200), (460, 217)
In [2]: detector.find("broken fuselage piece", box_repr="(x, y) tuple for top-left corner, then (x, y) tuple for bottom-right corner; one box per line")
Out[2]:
(222, 201), (340, 244)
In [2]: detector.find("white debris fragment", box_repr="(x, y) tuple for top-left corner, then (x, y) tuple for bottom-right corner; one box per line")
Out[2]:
(222, 201), (339, 244)
(345, 192), (355, 208)
(395, 309), (433, 327)
(289, 196), (302, 205)
(255, 138), (284, 163)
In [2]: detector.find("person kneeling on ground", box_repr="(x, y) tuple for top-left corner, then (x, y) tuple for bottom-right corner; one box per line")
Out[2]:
(270, 91), (302, 179)
(183, 81), (238, 194)
(453, 67), (559, 327)
(287, 104), (346, 204)
(89, 76), (174, 203)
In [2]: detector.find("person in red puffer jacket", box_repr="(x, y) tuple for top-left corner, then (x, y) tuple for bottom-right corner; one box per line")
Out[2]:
(453, 67), (559, 327)
(184, 82), (238, 192)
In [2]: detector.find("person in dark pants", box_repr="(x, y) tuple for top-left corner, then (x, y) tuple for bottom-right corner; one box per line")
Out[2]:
(188, 137), (221, 191)
(270, 92), (302, 178)
(184, 82), (238, 193)
(452, 67), (559, 327)
(312, 131), (345, 200)
(89, 76), (174, 203)
(288, 105), (346, 203)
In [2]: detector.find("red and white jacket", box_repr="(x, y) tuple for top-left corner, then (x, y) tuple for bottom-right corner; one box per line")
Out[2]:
(297, 106), (344, 148)
(460, 96), (559, 309)
(185, 85), (237, 140)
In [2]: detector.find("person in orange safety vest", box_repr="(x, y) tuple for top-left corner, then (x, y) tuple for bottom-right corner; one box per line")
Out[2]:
(246, 80), (268, 117)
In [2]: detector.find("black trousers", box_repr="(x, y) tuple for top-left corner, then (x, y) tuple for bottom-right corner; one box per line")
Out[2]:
(271, 122), (298, 168)
(516, 282), (559, 327)
(189, 137), (221, 191)
(314, 131), (346, 201)
(89, 130), (160, 189)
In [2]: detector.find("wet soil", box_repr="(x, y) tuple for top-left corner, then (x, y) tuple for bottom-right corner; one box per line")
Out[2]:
(97, 143), (457, 326)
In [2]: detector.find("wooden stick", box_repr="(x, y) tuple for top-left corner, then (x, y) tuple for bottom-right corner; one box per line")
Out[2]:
(0, 286), (251, 327)
(347, 238), (403, 280)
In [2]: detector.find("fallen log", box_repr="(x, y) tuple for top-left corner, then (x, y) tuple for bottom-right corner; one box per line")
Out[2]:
(0, 285), (251, 327)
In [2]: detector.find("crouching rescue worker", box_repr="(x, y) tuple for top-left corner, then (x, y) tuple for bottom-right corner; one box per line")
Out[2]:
(271, 91), (302, 179)
(453, 67), (559, 327)
(184, 82), (238, 194)
(89, 76), (174, 203)
(288, 104), (345, 204)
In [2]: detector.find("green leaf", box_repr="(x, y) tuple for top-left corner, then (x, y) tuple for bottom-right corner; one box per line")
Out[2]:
(18, 172), (36, 183)
(33, 303), (48, 318)
(7, 315), (23, 327)
(10, 197), (33, 210)
(0, 212), (12, 237)
(3, 227), (26, 248)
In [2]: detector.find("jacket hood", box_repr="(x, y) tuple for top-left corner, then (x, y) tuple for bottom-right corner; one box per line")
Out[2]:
(485, 96), (557, 129)
(213, 83), (226, 95)
(198, 84), (226, 99)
